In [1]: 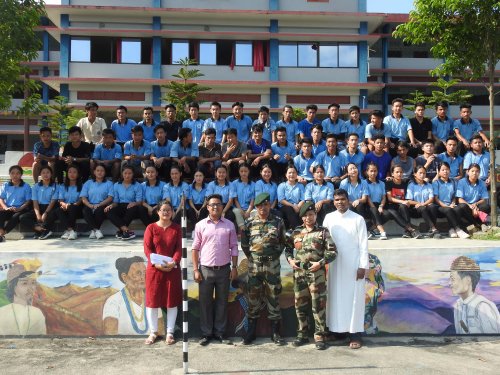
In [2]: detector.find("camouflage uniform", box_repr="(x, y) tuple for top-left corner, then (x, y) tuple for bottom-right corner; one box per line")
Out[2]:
(285, 224), (337, 340)
(241, 213), (286, 321)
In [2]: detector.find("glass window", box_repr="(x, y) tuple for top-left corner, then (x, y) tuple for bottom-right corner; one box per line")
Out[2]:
(172, 40), (189, 64)
(199, 41), (216, 65)
(121, 39), (141, 64)
(235, 42), (252, 66)
(70, 38), (90, 62)
(298, 43), (317, 67)
(279, 44), (297, 67)
(319, 45), (338, 68)
(339, 44), (358, 67)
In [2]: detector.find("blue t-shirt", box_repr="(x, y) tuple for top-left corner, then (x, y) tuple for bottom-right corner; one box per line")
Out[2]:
(345, 120), (367, 141)
(365, 123), (391, 140)
(57, 184), (81, 204)
(230, 179), (255, 210)
(33, 141), (60, 158)
(363, 152), (392, 180)
(321, 118), (347, 139)
(304, 182), (333, 203)
(170, 140), (199, 158)
(32, 183), (58, 204)
(339, 178), (368, 202)
(432, 178), (456, 205)
(246, 139), (271, 155)
(137, 120), (159, 142)
(365, 180), (386, 204)
(150, 139), (173, 158)
(453, 118), (483, 142)
(254, 180), (278, 204)
(182, 118), (205, 145)
(463, 151), (490, 181)
(437, 153), (463, 179)
(312, 140), (327, 158)
(312, 151), (346, 178)
(141, 180), (166, 206)
(275, 120), (299, 146)
(384, 115), (412, 140)
(431, 116), (454, 142)
(110, 182), (143, 203)
(455, 178), (488, 204)
(205, 181), (232, 204)
(80, 180), (113, 204)
(277, 181), (305, 206)
(111, 119), (137, 143)
(293, 153), (315, 181)
(298, 118), (321, 139)
(405, 181), (433, 203)
(252, 119), (276, 142)
(225, 115), (253, 142)
(162, 181), (190, 209)
(340, 149), (365, 173)
(123, 140), (152, 165)
(271, 142), (296, 164)
(187, 184), (207, 205)
(203, 118), (227, 144)
(0, 181), (31, 208)
(93, 143), (122, 161)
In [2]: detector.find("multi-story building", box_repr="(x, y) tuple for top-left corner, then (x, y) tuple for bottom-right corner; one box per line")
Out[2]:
(1, 0), (498, 152)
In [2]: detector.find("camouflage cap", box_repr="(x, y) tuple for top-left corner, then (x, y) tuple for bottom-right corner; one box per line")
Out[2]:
(254, 192), (270, 206)
(299, 201), (316, 217)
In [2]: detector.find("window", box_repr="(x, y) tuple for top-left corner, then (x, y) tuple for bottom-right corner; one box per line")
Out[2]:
(298, 43), (317, 67)
(172, 40), (189, 64)
(91, 37), (115, 63)
(339, 44), (358, 67)
(279, 44), (297, 67)
(121, 39), (141, 64)
(70, 38), (90, 62)
(235, 42), (252, 66)
(199, 41), (216, 65)
(319, 45), (338, 68)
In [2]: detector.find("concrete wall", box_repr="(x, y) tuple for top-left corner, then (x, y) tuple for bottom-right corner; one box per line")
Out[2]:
(279, 0), (357, 12)
(279, 67), (358, 82)
(69, 63), (153, 79)
(69, 0), (152, 6)
(162, 66), (270, 82)
(162, 0), (269, 11)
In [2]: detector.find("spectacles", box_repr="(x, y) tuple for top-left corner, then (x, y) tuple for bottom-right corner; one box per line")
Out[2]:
(207, 203), (223, 208)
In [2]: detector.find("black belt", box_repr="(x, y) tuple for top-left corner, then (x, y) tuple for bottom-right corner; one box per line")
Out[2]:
(253, 255), (280, 262)
(201, 263), (230, 270)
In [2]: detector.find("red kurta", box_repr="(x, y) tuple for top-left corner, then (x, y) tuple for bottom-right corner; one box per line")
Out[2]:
(144, 222), (182, 308)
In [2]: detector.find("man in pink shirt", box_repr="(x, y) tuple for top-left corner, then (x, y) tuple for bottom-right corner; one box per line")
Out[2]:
(192, 194), (239, 346)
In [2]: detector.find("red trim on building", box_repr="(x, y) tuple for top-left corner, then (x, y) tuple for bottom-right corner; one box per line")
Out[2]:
(0, 119), (37, 125)
(197, 93), (261, 102)
(77, 91), (146, 101)
(286, 95), (350, 104)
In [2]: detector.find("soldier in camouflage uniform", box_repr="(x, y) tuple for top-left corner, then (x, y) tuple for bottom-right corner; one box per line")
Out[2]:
(241, 192), (287, 345)
(285, 201), (337, 350)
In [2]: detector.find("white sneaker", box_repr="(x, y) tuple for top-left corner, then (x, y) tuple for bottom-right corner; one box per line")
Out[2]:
(448, 228), (458, 238)
(379, 232), (388, 240)
(95, 229), (104, 240)
(89, 229), (96, 239)
(68, 230), (78, 240)
(481, 224), (490, 232)
(60, 230), (70, 239)
(456, 229), (470, 239)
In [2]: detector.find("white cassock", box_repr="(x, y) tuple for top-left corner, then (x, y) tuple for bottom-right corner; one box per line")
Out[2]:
(323, 209), (368, 333)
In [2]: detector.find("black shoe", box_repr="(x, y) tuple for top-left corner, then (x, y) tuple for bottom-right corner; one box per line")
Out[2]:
(115, 230), (123, 239)
(39, 230), (52, 240)
(0, 235), (5, 243)
(199, 336), (211, 346)
(271, 321), (285, 346)
(292, 337), (309, 347)
(213, 335), (232, 345)
(242, 319), (257, 345)
(33, 231), (41, 239)
(315, 341), (327, 350)
(121, 230), (136, 240)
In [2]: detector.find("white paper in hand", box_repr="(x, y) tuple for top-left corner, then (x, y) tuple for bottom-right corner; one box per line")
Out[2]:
(150, 253), (174, 265)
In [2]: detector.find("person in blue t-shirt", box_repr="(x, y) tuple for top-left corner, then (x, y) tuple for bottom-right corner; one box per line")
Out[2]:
(162, 164), (190, 225)
(0, 165), (32, 242)
(362, 134), (392, 181)
(252, 106), (275, 143)
(312, 134), (346, 188)
(254, 164), (280, 214)
(28, 165), (58, 240)
(365, 110), (390, 152)
(205, 165), (236, 226)
(406, 165), (440, 238)
(171, 127), (199, 179)
(271, 126), (296, 183)
(321, 103), (347, 150)
(293, 137), (315, 184)
(182, 102), (205, 146)
(277, 165), (305, 229)
(139, 165), (167, 226)
(201, 101), (227, 144)
(390, 141), (415, 181)
(463, 134), (490, 185)
(81, 164), (113, 240)
(311, 124), (327, 157)
(56, 164), (83, 240)
(431, 162), (470, 239)
(274, 105), (299, 149)
(339, 162), (369, 220)
(365, 162), (388, 240)
(137, 106), (159, 142)
(453, 103), (490, 155)
(345, 105), (368, 153)
(247, 124), (273, 180)
(298, 104), (321, 140)
(225, 101), (253, 142)
(431, 101), (454, 154)
(92, 128), (122, 182)
(122, 125), (152, 179)
(384, 98), (417, 156)
(149, 124), (174, 182)
(111, 105), (137, 145)
(437, 136), (463, 180)
(340, 133), (365, 175)
(304, 165), (334, 224)
(32, 126), (60, 183)
(105, 165), (143, 240)
(187, 169), (208, 226)
(455, 163), (490, 233)
(231, 163), (255, 231)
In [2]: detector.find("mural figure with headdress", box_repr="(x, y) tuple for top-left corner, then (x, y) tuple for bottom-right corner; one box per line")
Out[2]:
(448, 256), (500, 334)
(0, 259), (46, 335)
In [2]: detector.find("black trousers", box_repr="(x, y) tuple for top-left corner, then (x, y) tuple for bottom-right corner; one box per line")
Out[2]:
(55, 205), (83, 229)
(187, 203), (209, 227)
(456, 202), (491, 227)
(82, 205), (107, 230)
(107, 203), (141, 229)
(382, 204), (411, 229)
(138, 205), (159, 227)
(279, 205), (302, 230)
(349, 202), (369, 221)
(431, 205), (460, 228)
(317, 202), (334, 226)
(409, 205), (437, 230)
(22, 204), (57, 231)
(55, 160), (91, 184)
(273, 162), (288, 184)
(368, 202), (385, 227)
(0, 207), (30, 234)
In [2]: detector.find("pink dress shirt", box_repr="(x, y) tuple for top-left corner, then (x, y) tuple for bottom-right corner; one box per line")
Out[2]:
(192, 217), (238, 266)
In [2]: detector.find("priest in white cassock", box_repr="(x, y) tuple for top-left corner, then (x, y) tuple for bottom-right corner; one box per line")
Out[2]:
(322, 188), (368, 349)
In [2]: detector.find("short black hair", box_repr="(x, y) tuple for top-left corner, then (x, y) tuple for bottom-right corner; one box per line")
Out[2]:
(392, 98), (404, 105)
(251, 124), (263, 133)
(305, 104), (318, 112)
(328, 103), (340, 110)
(116, 105), (128, 112)
(154, 124), (166, 134)
(143, 106), (153, 112)
(68, 126), (82, 135)
(179, 127), (192, 140)
(460, 103), (472, 110)
(165, 103), (176, 111)
(372, 134), (385, 142)
(311, 124), (323, 132)
(210, 101), (221, 109)
(39, 126), (52, 134)
(446, 136), (458, 143)
(102, 128), (116, 137)
(206, 194), (223, 204)
(258, 106), (270, 114)
(369, 110), (384, 119)
(188, 101), (200, 110)
(349, 105), (360, 113)
(226, 128), (238, 136)
(333, 188), (348, 199)
(275, 126), (287, 134)
(131, 125), (143, 134)
(415, 102), (426, 109)
(301, 137), (313, 145)
(85, 102), (99, 111)
(435, 101), (449, 109)
(232, 102), (244, 108)
(204, 127), (216, 136)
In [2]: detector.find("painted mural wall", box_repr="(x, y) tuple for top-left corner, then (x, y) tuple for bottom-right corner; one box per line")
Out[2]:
(0, 246), (499, 337)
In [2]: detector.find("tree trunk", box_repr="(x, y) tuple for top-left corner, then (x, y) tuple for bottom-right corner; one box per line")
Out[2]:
(23, 73), (30, 151)
(488, 66), (497, 227)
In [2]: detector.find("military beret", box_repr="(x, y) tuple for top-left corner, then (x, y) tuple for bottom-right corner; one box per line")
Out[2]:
(254, 192), (270, 206)
(299, 201), (316, 217)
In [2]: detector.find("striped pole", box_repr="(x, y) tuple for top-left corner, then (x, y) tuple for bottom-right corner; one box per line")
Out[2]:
(181, 193), (189, 374)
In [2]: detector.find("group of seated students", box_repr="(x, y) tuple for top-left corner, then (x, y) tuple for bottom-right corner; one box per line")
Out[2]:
(0, 98), (492, 242)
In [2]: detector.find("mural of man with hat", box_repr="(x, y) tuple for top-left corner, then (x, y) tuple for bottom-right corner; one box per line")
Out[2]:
(448, 256), (500, 334)
(0, 259), (46, 335)
(285, 201), (337, 350)
(241, 192), (287, 345)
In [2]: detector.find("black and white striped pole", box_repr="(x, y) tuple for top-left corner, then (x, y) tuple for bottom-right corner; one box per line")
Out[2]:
(181, 193), (189, 374)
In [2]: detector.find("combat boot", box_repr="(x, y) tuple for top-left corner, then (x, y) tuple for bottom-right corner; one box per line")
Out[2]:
(271, 320), (285, 345)
(242, 318), (257, 345)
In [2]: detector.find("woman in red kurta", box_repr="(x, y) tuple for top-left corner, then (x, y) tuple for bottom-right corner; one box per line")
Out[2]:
(144, 200), (182, 345)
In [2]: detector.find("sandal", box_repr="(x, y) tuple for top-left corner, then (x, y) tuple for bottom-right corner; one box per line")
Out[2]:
(349, 339), (362, 349)
(145, 333), (158, 345)
(165, 333), (176, 345)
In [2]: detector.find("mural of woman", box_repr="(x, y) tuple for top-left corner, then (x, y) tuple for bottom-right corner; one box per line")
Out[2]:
(102, 256), (162, 335)
(0, 260), (46, 335)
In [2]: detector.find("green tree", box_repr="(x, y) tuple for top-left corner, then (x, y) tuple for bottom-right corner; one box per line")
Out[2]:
(40, 96), (85, 144)
(161, 58), (211, 121)
(0, 0), (45, 110)
(404, 89), (428, 111)
(426, 77), (473, 106)
(394, 0), (500, 225)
